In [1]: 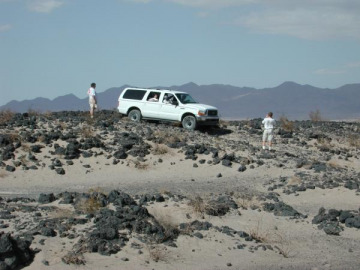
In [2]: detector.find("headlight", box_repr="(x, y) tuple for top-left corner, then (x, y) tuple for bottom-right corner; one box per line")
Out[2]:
(198, 110), (206, 116)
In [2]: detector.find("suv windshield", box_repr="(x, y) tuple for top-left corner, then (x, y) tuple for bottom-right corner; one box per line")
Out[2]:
(175, 93), (197, 104)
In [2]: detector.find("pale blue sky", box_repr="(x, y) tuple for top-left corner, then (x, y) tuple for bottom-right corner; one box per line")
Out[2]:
(1, 0), (359, 105)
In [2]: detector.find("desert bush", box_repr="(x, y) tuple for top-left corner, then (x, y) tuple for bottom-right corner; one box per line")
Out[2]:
(153, 130), (185, 144)
(151, 210), (179, 242)
(248, 220), (270, 243)
(62, 252), (86, 265)
(272, 232), (295, 258)
(235, 195), (262, 210)
(147, 245), (168, 262)
(0, 109), (15, 125)
(348, 134), (360, 148)
(309, 109), (322, 122)
(75, 197), (103, 214)
(27, 108), (41, 117)
(188, 195), (206, 216)
(279, 115), (294, 132)
(152, 144), (169, 155)
(80, 125), (94, 138)
(131, 160), (149, 170)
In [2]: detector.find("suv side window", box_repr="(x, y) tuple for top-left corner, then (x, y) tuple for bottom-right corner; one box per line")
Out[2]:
(123, 89), (146, 100)
(162, 93), (175, 104)
(147, 92), (161, 102)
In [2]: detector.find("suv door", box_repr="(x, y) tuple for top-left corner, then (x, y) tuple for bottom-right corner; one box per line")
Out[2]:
(159, 93), (184, 121)
(142, 91), (162, 118)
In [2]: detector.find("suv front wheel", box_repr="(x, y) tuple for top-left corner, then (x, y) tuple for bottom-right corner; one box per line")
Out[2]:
(182, 115), (197, 130)
(128, 109), (141, 122)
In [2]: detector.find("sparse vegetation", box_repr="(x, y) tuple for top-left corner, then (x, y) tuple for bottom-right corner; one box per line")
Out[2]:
(279, 115), (294, 132)
(153, 130), (185, 145)
(75, 196), (103, 214)
(152, 144), (169, 155)
(147, 245), (168, 262)
(272, 232), (295, 258)
(0, 109), (15, 125)
(348, 134), (360, 148)
(80, 125), (94, 138)
(151, 210), (180, 242)
(235, 195), (262, 210)
(309, 109), (322, 122)
(188, 195), (206, 216)
(132, 160), (149, 170)
(62, 252), (86, 265)
(248, 219), (270, 243)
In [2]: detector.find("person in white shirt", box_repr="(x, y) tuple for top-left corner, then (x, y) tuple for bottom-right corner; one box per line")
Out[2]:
(87, 83), (97, 118)
(262, 112), (275, 150)
(148, 94), (159, 102)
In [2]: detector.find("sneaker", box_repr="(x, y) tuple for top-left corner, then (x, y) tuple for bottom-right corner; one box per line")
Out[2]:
(268, 147), (272, 151)
(262, 146), (265, 150)
(91, 115), (93, 119)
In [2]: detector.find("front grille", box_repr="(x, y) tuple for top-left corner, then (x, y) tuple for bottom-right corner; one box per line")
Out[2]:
(207, 110), (218, 116)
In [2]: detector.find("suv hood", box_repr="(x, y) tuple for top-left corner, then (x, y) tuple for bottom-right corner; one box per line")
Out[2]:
(182, 103), (218, 111)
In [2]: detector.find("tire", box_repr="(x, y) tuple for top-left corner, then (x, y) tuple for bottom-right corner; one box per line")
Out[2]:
(128, 109), (141, 122)
(182, 115), (197, 130)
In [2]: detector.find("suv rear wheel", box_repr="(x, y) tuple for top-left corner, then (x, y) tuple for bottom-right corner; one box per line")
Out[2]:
(182, 115), (197, 130)
(128, 109), (141, 122)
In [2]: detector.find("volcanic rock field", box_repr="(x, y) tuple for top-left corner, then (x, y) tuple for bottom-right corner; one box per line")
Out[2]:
(0, 110), (359, 270)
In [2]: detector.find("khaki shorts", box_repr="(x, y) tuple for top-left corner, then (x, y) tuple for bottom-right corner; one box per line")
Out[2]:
(89, 97), (96, 109)
(263, 129), (273, 142)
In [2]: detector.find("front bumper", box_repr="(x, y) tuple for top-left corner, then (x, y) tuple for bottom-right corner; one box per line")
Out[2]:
(196, 116), (219, 126)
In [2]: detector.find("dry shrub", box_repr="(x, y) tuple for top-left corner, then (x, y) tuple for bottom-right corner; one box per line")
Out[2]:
(279, 115), (294, 132)
(272, 232), (295, 258)
(132, 160), (149, 170)
(287, 176), (302, 186)
(147, 245), (168, 262)
(188, 196), (206, 216)
(153, 130), (184, 144)
(152, 144), (169, 155)
(88, 186), (107, 195)
(236, 196), (262, 210)
(27, 108), (41, 117)
(0, 110), (15, 125)
(80, 125), (94, 138)
(75, 197), (103, 214)
(348, 134), (360, 148)
(21, 144), (31, 153)
(42, 110), (53, 119)
(309, 109), (322, 122)
(19, 155), (28, 166)
(62, 252), (86, 265)
(152, 210), (179, 242)
(248, 219), (270, 243)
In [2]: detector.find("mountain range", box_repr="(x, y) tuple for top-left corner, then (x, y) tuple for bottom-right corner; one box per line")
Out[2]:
(1, 82), (360, 120)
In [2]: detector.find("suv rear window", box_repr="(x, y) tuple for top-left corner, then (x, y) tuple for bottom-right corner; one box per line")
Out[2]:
(122, 89), (146, 100)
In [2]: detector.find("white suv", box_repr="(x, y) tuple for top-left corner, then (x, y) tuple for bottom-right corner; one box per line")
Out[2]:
(117, 87), (219, 130)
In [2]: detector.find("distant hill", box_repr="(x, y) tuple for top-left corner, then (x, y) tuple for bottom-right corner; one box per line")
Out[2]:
(1, 82), (360, 120)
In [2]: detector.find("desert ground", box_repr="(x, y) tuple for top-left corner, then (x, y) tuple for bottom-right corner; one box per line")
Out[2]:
(0, 110), (359, 270)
